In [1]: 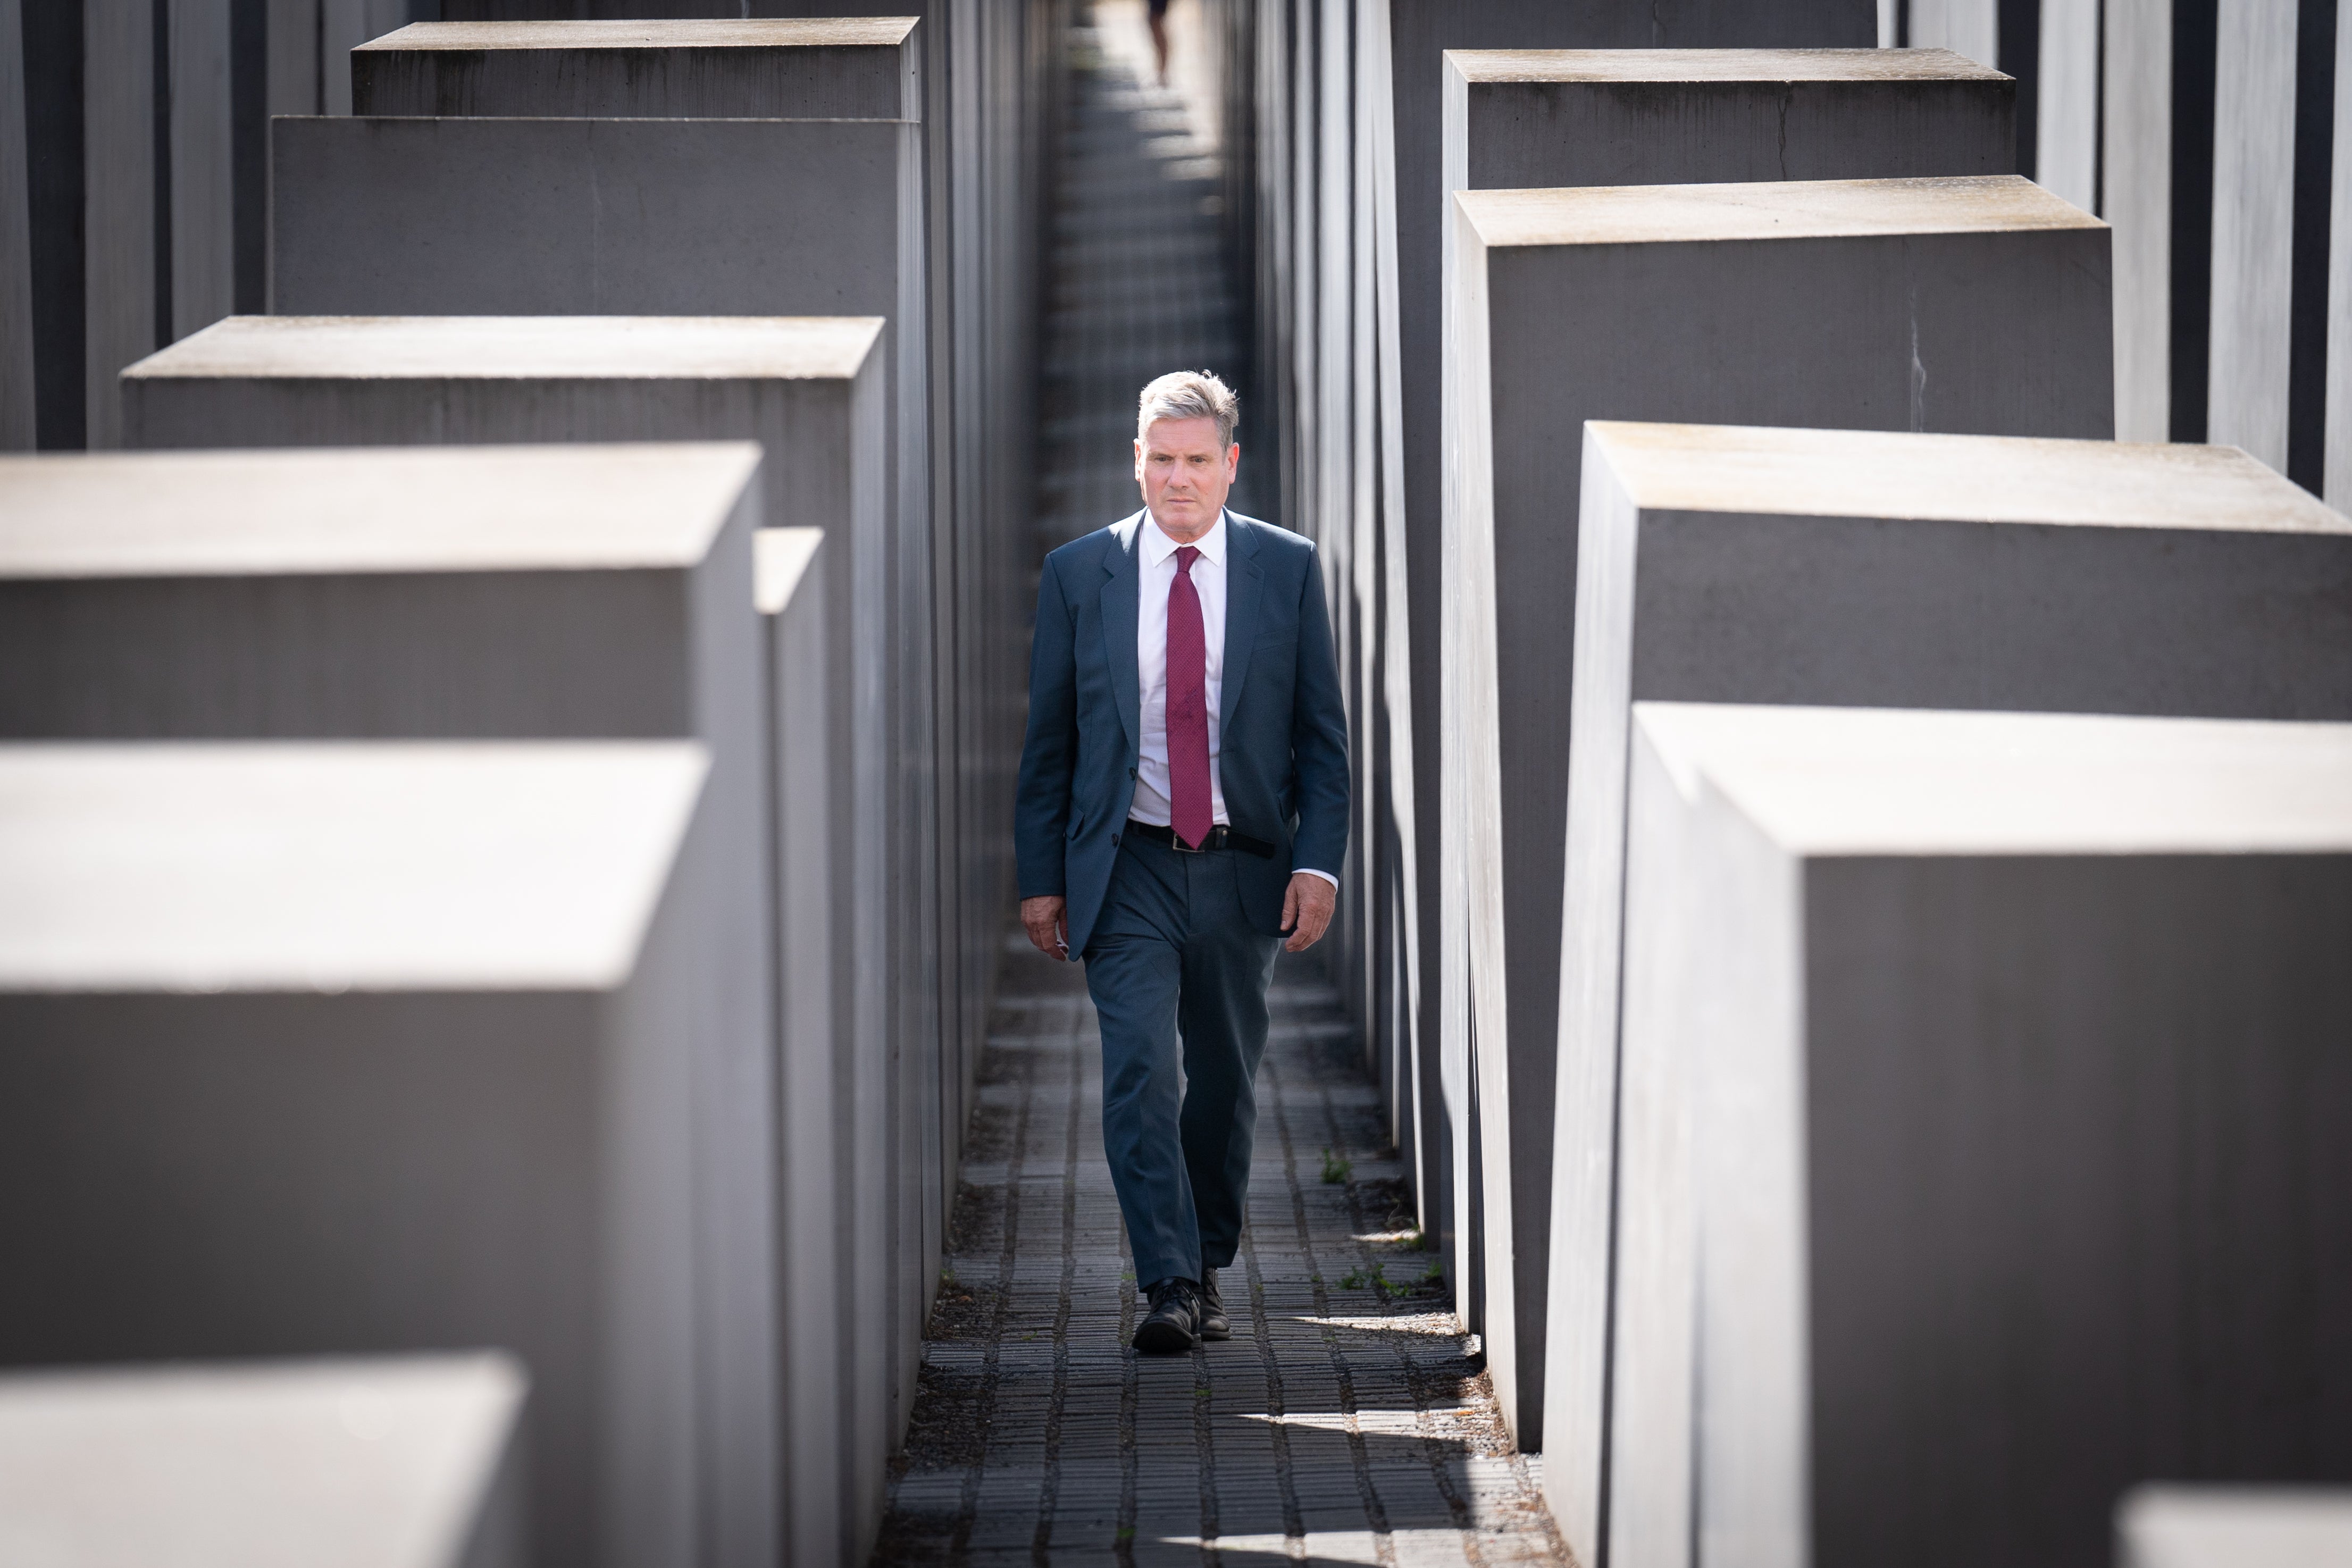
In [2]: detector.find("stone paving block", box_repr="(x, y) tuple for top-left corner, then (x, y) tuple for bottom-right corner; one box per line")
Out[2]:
(1555, 422), (2352, 1560)
(1442, 171), (2113, 1466)
(1612, 703), (2352, 1568)
(0, 1354), (528, 1568)
(0, 742), (718, 1568)
(353, 17), (920, 119)
(1442, 48), (2013, 197)
(0, 439), (784, 1568)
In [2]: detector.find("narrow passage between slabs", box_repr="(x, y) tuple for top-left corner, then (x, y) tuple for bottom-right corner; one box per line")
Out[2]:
(873, 12), (1568, 1563)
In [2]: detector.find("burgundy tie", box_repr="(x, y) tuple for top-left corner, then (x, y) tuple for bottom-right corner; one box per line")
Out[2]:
(1167, 544), (1213, 849)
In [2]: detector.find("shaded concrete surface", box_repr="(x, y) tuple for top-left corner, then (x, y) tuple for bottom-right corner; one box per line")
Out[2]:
(872, 22), (1562, 1559)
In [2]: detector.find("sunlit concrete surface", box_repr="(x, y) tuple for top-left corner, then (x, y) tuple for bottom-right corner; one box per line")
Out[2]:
(0, 1354), (526, 1568)
(353, 18), (920, 119)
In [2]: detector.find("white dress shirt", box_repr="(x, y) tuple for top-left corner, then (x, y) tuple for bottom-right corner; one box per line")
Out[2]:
(1128, 510), (1337, 890)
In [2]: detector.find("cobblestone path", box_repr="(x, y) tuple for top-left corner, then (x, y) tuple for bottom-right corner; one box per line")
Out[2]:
(871, 11), (1568, 1564)
(873, 935), (1566, 1567)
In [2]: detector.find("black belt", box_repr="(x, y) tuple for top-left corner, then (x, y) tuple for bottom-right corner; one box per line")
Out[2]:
(1125, 820), (1277, 859)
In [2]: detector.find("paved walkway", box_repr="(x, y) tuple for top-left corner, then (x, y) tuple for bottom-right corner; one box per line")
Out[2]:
(869, 13), (1568, 1565)
(873, 941), (1566, 1566)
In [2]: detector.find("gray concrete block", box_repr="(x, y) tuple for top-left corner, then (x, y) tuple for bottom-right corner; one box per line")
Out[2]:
(1442, 47), (2013, 194)
(0, 439), (783, 1568)
(263, 119), (942, 1351)
(1443, 172), (2114, 1469)
(118, 314), (884, 565)
(267, 116), (913, 322)
(0, 1354), (528, 1568)
(0, 742), (722, 1568)
(752, 525), (866, 1568)
(1564, 424), (2351, 1556)
(1425, 46), (2017, 1404)
(352, 17), (920, 119)
(1385, 18), (1877, 1237)
(116, 311), (916, 1556)
(1612, 703), (2352, 1568)
(2119, 1487), (2352, 1568)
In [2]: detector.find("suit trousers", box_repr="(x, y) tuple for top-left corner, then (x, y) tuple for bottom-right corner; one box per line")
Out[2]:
(1082, 833), (1283, 1290)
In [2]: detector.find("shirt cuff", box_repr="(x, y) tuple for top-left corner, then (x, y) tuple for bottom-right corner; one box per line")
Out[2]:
(1295, 868), (1339, 891)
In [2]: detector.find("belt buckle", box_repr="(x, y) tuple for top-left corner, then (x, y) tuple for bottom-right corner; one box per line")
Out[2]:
(1170, 829), (1203, 854)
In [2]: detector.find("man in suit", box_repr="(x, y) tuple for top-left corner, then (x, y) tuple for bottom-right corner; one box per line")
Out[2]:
(1016, 370), (1350, 1354)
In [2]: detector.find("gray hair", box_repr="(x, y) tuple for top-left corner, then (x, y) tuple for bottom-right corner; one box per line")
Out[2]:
(1137, 370), (1239, 450)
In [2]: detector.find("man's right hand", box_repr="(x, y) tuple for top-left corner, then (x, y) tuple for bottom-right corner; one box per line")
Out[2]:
(1021, 895), (1069, 960)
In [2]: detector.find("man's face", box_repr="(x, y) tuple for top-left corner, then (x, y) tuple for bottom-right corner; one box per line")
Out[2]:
(1135, 415), (1238, 540)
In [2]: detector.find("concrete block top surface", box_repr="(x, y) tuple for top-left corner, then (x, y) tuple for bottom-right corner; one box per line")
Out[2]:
(1444, 45), (2005, 83)
(1587, 423), (2349, 533)
(360, 18), (918, 52)
(0, 1354), (523, 1568)
(0, 443), (760, 578)
(126, 316), (883, 384)
(1634, 703), (2352, 854)
(0, 742), (707, 994)
(2119, 1486), (2352, 1568)
(754, 526), (822, 616)
(1458, 173), (2098, 247)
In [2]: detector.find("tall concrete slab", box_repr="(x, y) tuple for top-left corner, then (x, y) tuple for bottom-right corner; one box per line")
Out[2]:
(0, 741), (719, 1568)
(352, 17), (920, 119)
(113, 318), (915, 1522)
(0, 441), (781, 1568)
(1612, 703), (2352, 1568)
(1442, 47), (2013, 194)
(1442, 171), (2111, 1468)
(263, 116), (945, 1398)
(1379, 12), (1873, 1247)
(2120, 1487), (2352, 1568)
(1567, 422), (2352, 1561)
(751, 524), (871, 1566)
(1427, 43), (2017, 1386)
(0, 1354), (528, 1568)
(267, 116), (916, 324)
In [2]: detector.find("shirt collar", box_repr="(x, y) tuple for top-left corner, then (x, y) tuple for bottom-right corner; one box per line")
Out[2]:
(1140, 509), (1227, 568)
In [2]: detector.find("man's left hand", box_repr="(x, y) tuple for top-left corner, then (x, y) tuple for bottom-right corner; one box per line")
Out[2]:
(1280, 873), (1336, 953)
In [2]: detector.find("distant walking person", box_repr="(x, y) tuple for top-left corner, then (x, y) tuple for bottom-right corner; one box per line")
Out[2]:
(1016, 371), (1349, 1353)
(1148, 0), (1171, 86)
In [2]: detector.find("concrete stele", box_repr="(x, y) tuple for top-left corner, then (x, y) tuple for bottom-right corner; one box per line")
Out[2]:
(1443, 171), (2112, 1473)
(2119, 1487), (2352, 1568)
(0, 743), (712, 1568)
(751, 522), (864, 1568)
(0, 1354), (528, 1568)
(117, 317), (900, 1558)
(1571, 427), (2352, 1568)
(353, 18), (921, 119)
(0, 437), (784, 1568)
(1614, 703), (2352, 1568)
(1443, 47), (2013, 195)
(1429, 44), (2011, 1405)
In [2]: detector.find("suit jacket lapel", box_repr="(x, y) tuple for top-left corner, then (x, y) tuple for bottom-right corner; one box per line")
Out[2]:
(1100, 514), (1143, 753)
(1221, 512), (1264, 732)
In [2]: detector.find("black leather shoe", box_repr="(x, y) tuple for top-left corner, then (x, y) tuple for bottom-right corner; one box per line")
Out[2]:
(1198, 1267), (1231, 1341)
(1133, 1277), (1202, 1354)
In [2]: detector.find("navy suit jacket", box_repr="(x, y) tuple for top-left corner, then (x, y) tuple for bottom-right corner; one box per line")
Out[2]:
(1016, 509), (1350, 957)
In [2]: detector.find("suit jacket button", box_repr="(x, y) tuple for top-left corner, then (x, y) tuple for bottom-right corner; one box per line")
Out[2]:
(1112, 833), (1120, 845)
